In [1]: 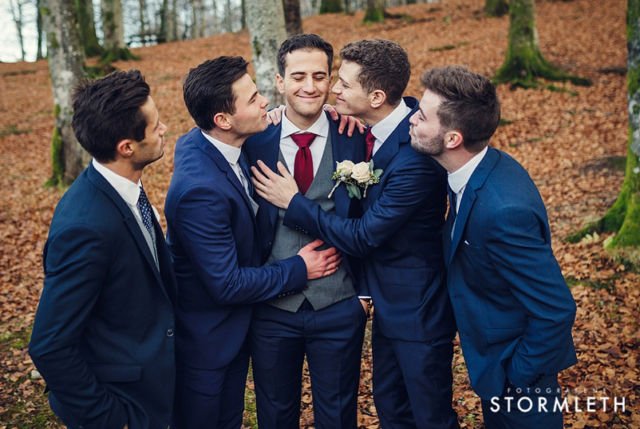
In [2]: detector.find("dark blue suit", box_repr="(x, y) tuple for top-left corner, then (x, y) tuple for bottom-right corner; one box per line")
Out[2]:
(282, 98), (458, 428)
(164, 127), (307, 428)
(444, 147), (576, 428)
(29, 163), (177, 429)
(244, 116), (366, 428)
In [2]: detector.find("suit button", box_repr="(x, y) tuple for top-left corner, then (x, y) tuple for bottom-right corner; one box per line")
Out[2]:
(166, 328), (174, 337)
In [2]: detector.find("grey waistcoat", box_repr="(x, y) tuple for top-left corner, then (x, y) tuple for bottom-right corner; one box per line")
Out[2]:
(267, 134), (355, 312)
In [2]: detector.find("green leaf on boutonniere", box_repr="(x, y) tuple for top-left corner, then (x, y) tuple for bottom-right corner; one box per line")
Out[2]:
(373, 169), (383, 178)
(346, 183), (361, 199)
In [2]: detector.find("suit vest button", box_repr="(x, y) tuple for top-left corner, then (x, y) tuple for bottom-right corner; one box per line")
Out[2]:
(166, 328), (174, 337)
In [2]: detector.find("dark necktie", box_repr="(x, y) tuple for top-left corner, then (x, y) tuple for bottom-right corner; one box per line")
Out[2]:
(137, 186), (154, 233)
(447, 186), (457, 238)
(365, 128), (375, 162)
(291, 132), (316, 194)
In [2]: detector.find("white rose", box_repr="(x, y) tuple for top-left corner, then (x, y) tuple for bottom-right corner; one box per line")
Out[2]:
(336, 160), (355, 176)
(351, 162), (371, 184)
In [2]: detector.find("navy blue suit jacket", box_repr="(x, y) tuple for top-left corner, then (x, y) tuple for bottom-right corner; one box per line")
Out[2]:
(244, 113), (365, 292)
(164, 127), (307, 370)
(282, 98), (456, 341)
(29, 163), (177, 429)
(445, 147), (577, 399)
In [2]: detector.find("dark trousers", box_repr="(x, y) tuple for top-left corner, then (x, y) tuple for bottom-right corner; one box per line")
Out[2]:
(372, 318), (459, 429)
(173, 347), (250, 429)
(481, 374), (563, 429)
(250, 296), (367, 429)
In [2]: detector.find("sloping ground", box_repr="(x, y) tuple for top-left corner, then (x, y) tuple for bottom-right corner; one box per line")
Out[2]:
(0, 0), (637, 427)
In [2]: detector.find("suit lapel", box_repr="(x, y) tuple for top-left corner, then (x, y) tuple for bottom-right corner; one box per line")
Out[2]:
(86, 164), (168, 297)
(249, 124), (282, 232)
(328, 117), (357, 218)
(447, 147), (501, 265)
(193, 130), (258, 229)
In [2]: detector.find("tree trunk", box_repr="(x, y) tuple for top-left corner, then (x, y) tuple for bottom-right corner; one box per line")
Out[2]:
(485, 0), (509, 17)
(37, 0), (44, 59)
(494, 0), (590, 88)
(320, 0), (342, 13)
(192, 0), (205, 37)
(76, 0), (102, 57)
(363, 0), (384, 23)
(283, 0), (303, 36)
(100, 0), (134, 61)
(9, 0), (26, 61)
(246, 0), (286, 107)
(159, 0), (176, 42)
(138, 0), (148, 44)
(42, 0), (89, 185)
(224, 0), (233, 31)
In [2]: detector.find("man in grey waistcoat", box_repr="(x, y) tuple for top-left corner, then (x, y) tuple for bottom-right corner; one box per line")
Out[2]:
(243, 34), (368, 429)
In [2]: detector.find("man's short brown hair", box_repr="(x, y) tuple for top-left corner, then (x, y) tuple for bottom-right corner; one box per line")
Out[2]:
(340, 39), (410, 105)
(421, 66), (500, 152)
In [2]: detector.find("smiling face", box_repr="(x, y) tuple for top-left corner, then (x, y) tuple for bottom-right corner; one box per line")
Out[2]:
(227, 73), (269, 138)
(277, 48), (331, 128)
(331, 60), (372, 118)
(409, 89), (447, 156)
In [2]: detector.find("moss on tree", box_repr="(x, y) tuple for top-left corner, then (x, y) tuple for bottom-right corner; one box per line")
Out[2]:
(320, 0), (342, 14)
(46, 105), (64, 188)
(493, 0), (591, 89)
(485, 0), (509, 17)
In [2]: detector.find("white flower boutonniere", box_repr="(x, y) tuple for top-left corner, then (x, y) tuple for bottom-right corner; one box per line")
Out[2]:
(328, 160), (383, 199)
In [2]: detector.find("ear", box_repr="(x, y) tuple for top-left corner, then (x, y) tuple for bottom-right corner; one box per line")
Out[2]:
(276, 73), (285, 95)
(213, 112), (232, 131)
(444, 130), (464, 150)
(115, 139), (135, 158)
(369, 89), (387, 109)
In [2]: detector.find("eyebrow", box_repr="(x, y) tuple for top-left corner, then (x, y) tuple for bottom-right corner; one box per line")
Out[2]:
(249, 91), (258, 102)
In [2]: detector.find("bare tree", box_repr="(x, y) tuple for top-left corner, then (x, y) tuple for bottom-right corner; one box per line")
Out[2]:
(42, 0), (89, 185)
(283, 0), (302, 35)
(246, 0), (286, 106)
(191, 0), (206, 37)
(76, 0), (103, 56)
(363, 0), (384, 22)
(320, 0), (342, 13)
(37, 0), (45, 59)
(8, 0), (27, 61)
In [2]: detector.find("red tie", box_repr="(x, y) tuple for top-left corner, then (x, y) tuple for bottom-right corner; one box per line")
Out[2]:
(291, 132), (316, 194)
(365, 128), (375, 162)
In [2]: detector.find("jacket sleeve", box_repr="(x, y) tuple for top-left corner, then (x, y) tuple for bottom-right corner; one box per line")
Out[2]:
(283, 156), (441, 258)
(29, 225), (128, 429)
(486, 205), (577, 387)
(170, 186), (307, 304)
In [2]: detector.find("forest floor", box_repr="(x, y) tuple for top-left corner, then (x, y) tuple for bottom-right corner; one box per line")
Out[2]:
(0, 0), (637, 427)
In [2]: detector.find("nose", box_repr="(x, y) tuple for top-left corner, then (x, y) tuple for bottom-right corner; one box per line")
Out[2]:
(302, 76), (314, 92)
(409, 112), (417, 126)
(331, 82), (341, 94)
(260, 94), (269, 108)
(160, 121), (168, 134)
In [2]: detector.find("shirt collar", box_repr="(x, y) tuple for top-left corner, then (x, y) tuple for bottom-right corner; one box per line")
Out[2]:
(92, 159), (141, 207)
(281, 109), (329, 140)
(448, 146), (488, 194)
(201, 129), (241, 165)
(371, 98), (411, 143)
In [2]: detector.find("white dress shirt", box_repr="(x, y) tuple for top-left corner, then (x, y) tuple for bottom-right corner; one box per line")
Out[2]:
(369, 99), (412, 157)
(447, 146), (488, 213)
(201, 130), (251, 195)
(92, 159), (160, 223)
(279, 110), (329, 176)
